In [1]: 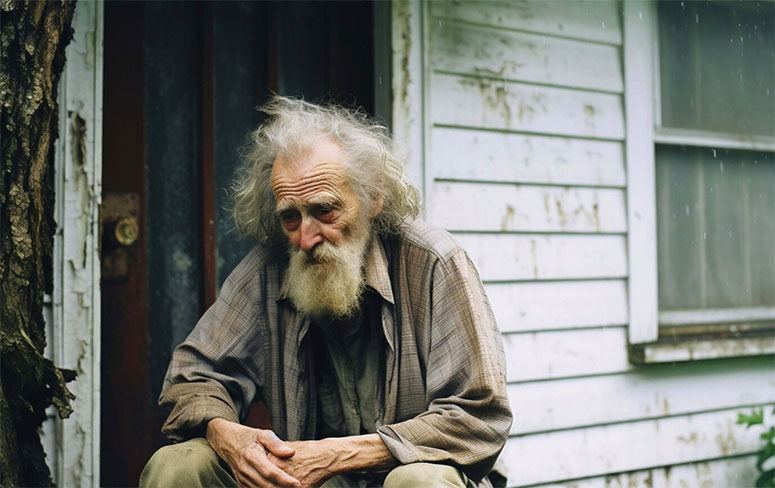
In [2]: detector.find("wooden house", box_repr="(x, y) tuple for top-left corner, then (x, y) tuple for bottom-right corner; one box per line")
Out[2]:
(45, 1), (774, 486)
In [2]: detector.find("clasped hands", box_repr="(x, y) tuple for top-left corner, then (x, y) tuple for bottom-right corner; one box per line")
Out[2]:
(206, 417), (339, 488)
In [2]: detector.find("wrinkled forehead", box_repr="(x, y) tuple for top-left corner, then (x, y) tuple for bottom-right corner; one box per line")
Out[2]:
(270, 138), (352, 202)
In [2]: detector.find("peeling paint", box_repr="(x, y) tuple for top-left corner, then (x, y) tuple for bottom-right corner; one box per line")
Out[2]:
(677, 432), (698, 444)
(460, 77), (513, 127)
(714, 422), (738, 455)
(47, 3), (102, 487)
(555, 198), (567, 227)
(501, 204), (515, 230)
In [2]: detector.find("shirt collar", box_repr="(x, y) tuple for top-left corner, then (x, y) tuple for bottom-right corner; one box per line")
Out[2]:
(364, 233), (394, 305)
(277, 233), (394, 305)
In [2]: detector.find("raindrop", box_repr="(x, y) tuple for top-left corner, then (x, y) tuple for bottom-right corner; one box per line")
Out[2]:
(638, 11), (642, 20)
(720, 162), (724, 173)
(695, 14), (699, 24)
(542, 35), (546, 44)
(728, 229), (732, 238)
(685, 205), (691, 216)
(703, 232), (707, 240)
(712, 149), (717, 158)
(601, 20), (606, 29)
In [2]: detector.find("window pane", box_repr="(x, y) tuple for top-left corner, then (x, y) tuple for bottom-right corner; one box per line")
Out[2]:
(656, 146), (775, 312)
(658, 1), (775, 137)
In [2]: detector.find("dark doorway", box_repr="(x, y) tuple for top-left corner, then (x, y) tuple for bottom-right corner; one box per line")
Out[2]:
(101, 2), (377, 485)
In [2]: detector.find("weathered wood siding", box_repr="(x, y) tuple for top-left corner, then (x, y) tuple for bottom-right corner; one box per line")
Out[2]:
(42, 2), (103, 486)
(414, 1), (775, 486)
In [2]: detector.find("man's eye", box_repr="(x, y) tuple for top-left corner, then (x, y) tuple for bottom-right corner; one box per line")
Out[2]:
(280, 210), (301, 224)
(317, 205), (333, 215)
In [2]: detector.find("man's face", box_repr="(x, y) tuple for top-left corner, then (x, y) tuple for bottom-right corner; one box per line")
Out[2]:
(271, 139), (371, 318)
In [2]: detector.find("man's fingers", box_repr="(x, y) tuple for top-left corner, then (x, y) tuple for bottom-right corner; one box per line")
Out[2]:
(245, 444), (300, 488)
(256, 429), (295, 459)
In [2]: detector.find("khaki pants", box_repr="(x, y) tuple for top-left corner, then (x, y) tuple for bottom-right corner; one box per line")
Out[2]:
(140, 438), (467, 488)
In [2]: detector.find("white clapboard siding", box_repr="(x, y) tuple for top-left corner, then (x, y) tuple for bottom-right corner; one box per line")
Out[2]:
(501, 407), (767, 486)
(431, 128), (626, 187)
(508, 359), (775, 434)
(502, 327), (630, 383)
(431, 20), (623, 92)
(456, 234), (628, 282)
(429, 0), (622, 45)
(487, 280), (628, 333)
(526, 456), (759, 488)
(432, 74), (625, 139)
(432, 182), (627, 233)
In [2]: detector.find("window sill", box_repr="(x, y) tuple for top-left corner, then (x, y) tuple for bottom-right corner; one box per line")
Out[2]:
(628, 325), (775, 364)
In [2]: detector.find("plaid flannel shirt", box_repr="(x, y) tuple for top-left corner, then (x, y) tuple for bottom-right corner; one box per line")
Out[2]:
(158, 219), (512, 486)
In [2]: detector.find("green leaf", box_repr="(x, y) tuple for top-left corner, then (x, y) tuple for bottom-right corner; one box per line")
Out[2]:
(739, 409), (765, 427)
(756, 444), (774, 470)
(754, 468), (774, 488)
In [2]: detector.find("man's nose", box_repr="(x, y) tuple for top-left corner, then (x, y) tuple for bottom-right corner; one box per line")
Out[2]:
(298, 216), (323, 252)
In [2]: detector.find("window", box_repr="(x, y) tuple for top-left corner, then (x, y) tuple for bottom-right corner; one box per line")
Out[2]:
(624, 1), (775, 362)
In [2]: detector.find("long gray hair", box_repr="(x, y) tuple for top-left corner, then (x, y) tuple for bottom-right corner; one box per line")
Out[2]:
(232, 96), (420, 244)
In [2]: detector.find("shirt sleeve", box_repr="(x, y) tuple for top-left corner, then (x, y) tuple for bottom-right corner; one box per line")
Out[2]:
(158, 250), (266, 442)
(377, 249), (513, 483)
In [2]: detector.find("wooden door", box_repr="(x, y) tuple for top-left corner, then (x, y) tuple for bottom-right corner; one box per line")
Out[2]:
(101, 2), (375, 485)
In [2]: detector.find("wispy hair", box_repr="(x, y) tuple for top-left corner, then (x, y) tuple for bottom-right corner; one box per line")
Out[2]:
(232, 96), (420, 244)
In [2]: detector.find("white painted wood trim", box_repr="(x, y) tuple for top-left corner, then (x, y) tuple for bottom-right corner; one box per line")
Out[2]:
(50, 2), (103, 486)
(429, 0), (623, 46)
(373, 0), (392, 128)
(623, 1), (659, 344)
(392, 0), (426, 215)
(508, 360), (775, 435)
(631, 335), (775, 363)
(518, 456), (760, 488)
(660, 306), (775, 326)
(654, 126), (775, 152)
(500, 406), (771, 486)
(421, 1), (432, 222)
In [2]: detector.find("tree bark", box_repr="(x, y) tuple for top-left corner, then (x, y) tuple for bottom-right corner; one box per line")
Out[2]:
(0, 1), (76, 486)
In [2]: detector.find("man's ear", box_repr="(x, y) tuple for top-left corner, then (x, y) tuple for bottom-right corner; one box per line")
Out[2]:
(369, 196), (384, 218)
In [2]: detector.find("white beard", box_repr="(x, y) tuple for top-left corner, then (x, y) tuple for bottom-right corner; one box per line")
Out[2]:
(286, 228), (371, 319)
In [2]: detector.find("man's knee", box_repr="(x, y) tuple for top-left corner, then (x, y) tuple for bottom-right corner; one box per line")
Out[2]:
(383, 463), (467, 488)
(140, 438), (233, 488)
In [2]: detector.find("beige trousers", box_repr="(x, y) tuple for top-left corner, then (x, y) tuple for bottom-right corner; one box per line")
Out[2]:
(140, 438), (467, 488)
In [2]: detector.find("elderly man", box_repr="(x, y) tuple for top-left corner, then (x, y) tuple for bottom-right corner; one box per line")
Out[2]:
(140, 97), (512, 488)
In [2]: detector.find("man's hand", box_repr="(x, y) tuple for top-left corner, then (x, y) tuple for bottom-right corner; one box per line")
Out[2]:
(268, 434), (397, 488)
(206, 417), (301, 488)
(267, 439), (340, 488)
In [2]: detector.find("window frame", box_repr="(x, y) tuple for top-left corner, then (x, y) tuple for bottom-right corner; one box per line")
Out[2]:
(623, 0), (775, 363)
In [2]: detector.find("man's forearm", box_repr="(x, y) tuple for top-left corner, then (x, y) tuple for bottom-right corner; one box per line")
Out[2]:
(328, 433), (397, 474)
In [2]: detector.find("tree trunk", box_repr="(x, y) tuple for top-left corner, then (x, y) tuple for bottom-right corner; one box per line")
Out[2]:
(0, 1), (76, 486)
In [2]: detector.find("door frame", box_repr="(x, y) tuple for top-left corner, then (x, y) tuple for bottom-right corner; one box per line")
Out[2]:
(46, 1), (104, 486)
